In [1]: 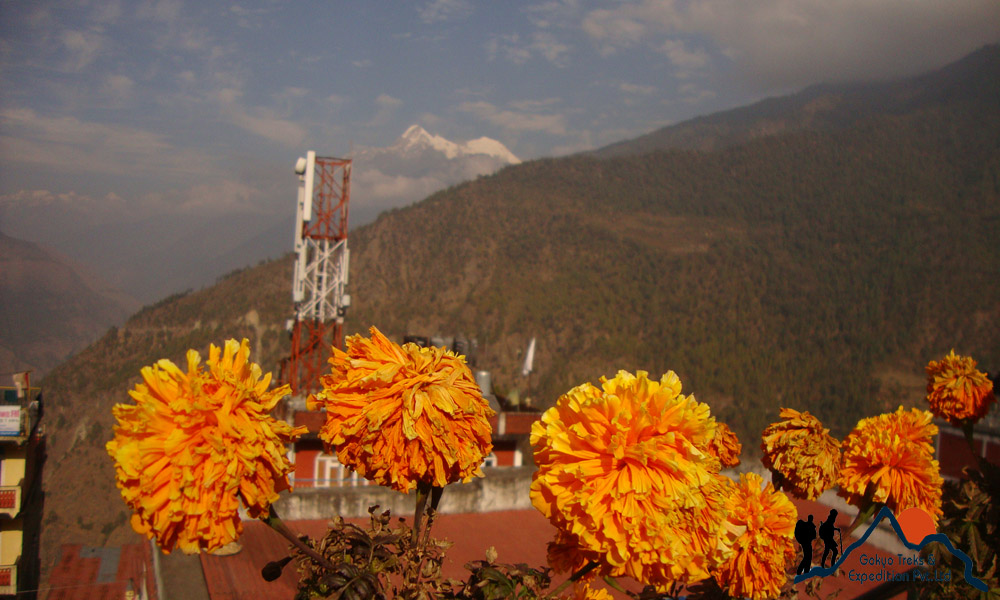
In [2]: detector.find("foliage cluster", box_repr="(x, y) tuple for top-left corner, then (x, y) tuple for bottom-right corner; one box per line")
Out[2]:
(923, 461), (1000, 599)
(287, 507), (552, 600)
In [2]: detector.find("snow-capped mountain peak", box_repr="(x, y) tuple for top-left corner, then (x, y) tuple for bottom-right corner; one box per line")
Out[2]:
(394, 125), (520, 164)
(398, 124), (462, 158)
(463, 136), (521, 164)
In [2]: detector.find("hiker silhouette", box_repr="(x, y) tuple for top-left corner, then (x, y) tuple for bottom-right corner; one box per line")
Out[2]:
(795, 514), (817, 575)
(820, 509), (841, 568)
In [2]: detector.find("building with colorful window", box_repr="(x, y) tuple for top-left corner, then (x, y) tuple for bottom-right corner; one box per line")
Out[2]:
(0, 374), (45, 598)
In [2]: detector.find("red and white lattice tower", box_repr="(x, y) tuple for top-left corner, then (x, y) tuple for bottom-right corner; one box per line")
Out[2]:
(283, 151), (351, 396)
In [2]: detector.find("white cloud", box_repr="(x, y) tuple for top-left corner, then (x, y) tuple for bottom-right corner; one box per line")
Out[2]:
(326, 93), (348, 107)
(458, 101), (567, 135)
(526, 0), (585, 30)
(581, 5), (651, 53)
(228, 110), (306, 147)
(229, 4), (272, 29)
(418, 0), (473, 24)
(91, 1), (123, 27)
(0, 108), (216, 176)
(173, 27), (212, 52)
(509, 97), (562, 111)
(368, 94), (403, 129)
(531, 32), (571, 65)
(678, 82), (716, 104)
(659, 38), (708, 72)
(619, 83), (656, 95)
(415, 112), (446, 132)
(0, 189), (126, 212)
(135, 0), (183, 24)
(376, 94), (403, 109)
(103, 74), (134, 99)
(0, 189), (131, 235)
(60, 30), (104, 71)
(582, 0), (1000, 88)
(617, 82), (657, 106)
(355, 168), (446, 210)
(486, 34), (531, 64)
(275, 86), (309, 104)
(213, 88), (306, 147)
(140, 179), (265, 214)
(486, 32), (571, 66)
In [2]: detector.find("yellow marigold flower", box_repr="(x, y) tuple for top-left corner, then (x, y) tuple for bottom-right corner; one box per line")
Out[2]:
(761, 408), (840, 500)
(106, 339), (305, 554)
(308, 327), (494, 493)
(838, 406), (943, 523)
(714, 473), (797, 600)
(531, 370), (733, 589)
(925, 350), (995, 425)
(708, 422), (742, 468)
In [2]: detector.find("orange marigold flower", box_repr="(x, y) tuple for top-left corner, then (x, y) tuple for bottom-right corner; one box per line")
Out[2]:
(106, 339), (305, 554)
(714, 473), (797, 600)
(308, 327), (494, 493)
(761, 408), (840, 500)
(561, 582), (614, 600)
(531, 370), (734, 589)
(838, 406), (943, 523)
(925, 350), (995, 425)
(708, 422), (742, 468)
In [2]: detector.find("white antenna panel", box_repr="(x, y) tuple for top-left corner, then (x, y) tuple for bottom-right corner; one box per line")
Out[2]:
(302, 151), (316, 222)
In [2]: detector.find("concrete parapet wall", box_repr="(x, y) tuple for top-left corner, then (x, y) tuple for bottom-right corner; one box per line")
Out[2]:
(275, 466), (535, 520)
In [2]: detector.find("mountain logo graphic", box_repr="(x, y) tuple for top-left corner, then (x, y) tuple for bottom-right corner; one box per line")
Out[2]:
(793, 506), (987, 592)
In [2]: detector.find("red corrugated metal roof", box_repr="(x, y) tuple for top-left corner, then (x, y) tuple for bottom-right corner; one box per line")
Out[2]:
(46, 543), (158, 600)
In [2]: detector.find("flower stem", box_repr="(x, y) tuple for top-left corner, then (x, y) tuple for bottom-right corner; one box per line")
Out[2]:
(421, 486), (445, 548)
(551, 561), (599, 596)
(961, 419), (975, 447)
(412, 485), (446, 584)
(845, 496), (882, 538)
(602, 575), (628, 594)
(262, 506), (336, 572)
(412, 481), (431, 543)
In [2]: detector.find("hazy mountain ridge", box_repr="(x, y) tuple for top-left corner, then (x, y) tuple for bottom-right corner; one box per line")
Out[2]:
(35, 46), (1000, 585)
(0, 231), (140, 375)
(595, 43), (1000, 157)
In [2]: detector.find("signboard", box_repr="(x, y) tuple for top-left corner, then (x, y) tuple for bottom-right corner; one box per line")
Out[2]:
(0, 407), (20, 436)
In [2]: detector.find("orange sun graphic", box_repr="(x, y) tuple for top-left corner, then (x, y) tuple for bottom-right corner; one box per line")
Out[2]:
(896, 507), (937, 544)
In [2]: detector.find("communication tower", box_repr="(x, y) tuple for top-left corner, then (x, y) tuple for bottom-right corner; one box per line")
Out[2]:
(283, 151), (352, 395)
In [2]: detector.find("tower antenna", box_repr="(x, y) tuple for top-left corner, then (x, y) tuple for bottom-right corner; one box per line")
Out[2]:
(282, 151), (352, 396)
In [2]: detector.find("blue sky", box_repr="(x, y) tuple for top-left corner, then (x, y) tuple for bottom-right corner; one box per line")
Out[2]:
(2, 0), (999, 228)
